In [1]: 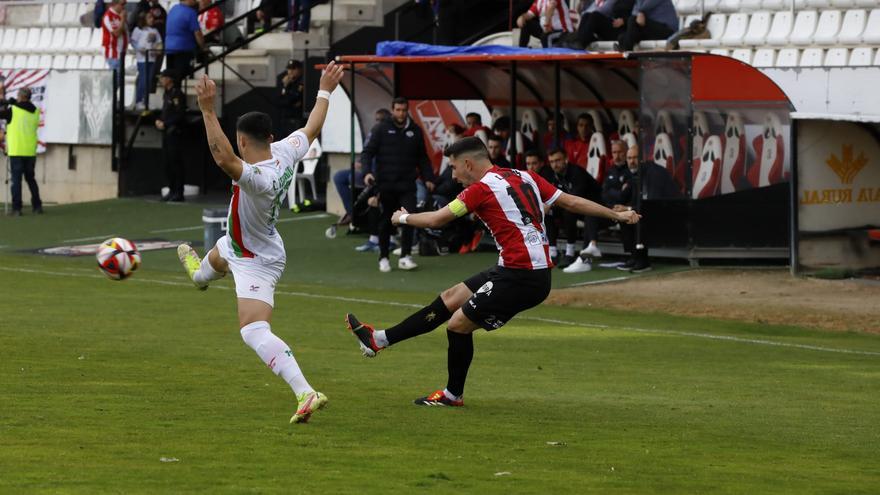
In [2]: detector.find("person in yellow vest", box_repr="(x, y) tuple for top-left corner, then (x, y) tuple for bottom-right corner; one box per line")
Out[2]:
(0, 87), (43, 216)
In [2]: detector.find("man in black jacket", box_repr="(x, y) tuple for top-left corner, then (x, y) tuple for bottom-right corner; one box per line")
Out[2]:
(544, 148), (601, 269)
(155, 69), (187, 202)
(361, 97), (435, 272)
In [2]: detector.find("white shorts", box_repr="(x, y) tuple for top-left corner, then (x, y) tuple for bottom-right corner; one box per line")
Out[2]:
(215, 236), (285, 307)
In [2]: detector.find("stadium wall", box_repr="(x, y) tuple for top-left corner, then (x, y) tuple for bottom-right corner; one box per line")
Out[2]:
(4, 144), (116, 205)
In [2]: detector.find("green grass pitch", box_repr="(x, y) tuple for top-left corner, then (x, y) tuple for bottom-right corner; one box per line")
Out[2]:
(1, 199), (879, 494)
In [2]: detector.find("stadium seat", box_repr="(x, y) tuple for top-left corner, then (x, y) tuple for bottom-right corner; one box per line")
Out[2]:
(838, 9), (868, 44)
(587, 110), (605, 133)
(848, 46), (874, 65)
(76, 2), (90, 21)
(289, 139), (322, 206)
(721, 13), (750, 45)
(14, 55), (27, 69)
(874, 47), (880, 64)
(710, 48), (731, 56)
(25, 55), (39, 69)
(66, 55), (80, 70)
(766, 11), (793, 45)
(721, 112), (747, 194)
(37, 3), (50, 25)
(51, 3), (66, 25)
(743, 11), (772, 45)
(37, 54), (52, 69)
(863, 9), (880, 43)
(92, 55), (106, 70)
(51, 54), (67, 69)
(520, 109), (540, 146)
(0, 29), (11, 51)
(693, 135), (723, 199)
(680, 14), (726, 48)
(824, 47), (849, 65)
(675, 0), (702, 14)
(655, 110), (675, 135)
(78, 55), (93, 70)
(49, 27), (67, 53)
(775, 48), (799, 66)
(62, 3), (80, 26)
(586, 133), (608, 183)
(789, 10), (819, 45)
(13, 28), (31, 52)
(75, 27), (92, 52)
(753, 48), (776, 66)
(621, 132), (638, 149)
(0, 55), (13, 70)
(693, 111), (710, 165)
(761, 0), (787, 9)
(652, 132), (677, 180)
(34, 28), (53, 53)
(813, 10), (843, 44)
(89, 28), (103, 52)
(64, 27), (80, 52)
(800, 48), (824, 66)
(617, 110), (638, 136)
(732, 49), (753, 64)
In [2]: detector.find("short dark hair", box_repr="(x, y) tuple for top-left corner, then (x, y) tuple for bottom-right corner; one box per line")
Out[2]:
(391, 97), (408, 107)
(547, 147), (566, 158)
(576, 113), (593, 126)
(524, 149), (542, 160)
(448, 123), (465, 135)
(486, 133), (503, 144)
(444, 136), (489, 160)
(466, 112), (481, 123)
(236, 111), (273, 144)
(492, 116), (511, 132)
(375, 108), (391, 120)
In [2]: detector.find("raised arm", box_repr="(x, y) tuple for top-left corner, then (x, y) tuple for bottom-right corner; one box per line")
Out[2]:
(554, 191), (641, 224)
(390, 205), (459, 229)
(195, 74), (243, 180)
(298, 60), (345, 144)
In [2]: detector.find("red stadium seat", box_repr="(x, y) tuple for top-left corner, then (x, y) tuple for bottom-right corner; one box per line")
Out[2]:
(720, 112), (747, 194)
(748, 112), (786, 187)
(693, 135), (723, 199)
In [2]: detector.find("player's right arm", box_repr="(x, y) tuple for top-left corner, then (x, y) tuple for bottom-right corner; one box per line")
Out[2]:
(195, 74), (244, 180)
(297, 61), (345, 144)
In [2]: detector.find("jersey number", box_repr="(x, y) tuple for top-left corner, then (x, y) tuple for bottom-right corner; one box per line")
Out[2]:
(506, 184), (541, 226)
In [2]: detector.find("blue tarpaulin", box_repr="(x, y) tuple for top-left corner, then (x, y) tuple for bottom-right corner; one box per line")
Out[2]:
(375, 41), (582, 57)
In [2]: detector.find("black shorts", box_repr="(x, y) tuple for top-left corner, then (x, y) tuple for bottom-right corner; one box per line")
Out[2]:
(461, 266), (552, 330)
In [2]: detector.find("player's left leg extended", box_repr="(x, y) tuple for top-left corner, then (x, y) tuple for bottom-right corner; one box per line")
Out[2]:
(178, 245), (227, 290)
(345, 282), (472, 357)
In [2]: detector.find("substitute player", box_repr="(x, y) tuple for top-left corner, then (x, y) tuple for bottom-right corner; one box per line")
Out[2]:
(177, 62), (345, 423)
(345, 137), (640, 406)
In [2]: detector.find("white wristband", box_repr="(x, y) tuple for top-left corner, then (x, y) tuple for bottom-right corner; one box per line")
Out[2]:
(317, 90), (331, 101)
(399, 213), (410, 225)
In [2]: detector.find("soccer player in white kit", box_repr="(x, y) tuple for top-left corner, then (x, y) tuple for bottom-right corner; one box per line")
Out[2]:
(177, 62), (345, 424)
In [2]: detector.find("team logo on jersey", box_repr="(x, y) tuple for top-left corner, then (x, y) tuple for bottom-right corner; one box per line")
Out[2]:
(249, 284), (260, 292)
(476, 281), (493, 296)
(526, 231), (541, 246)
(483, 315), (504, 329)
(289, 134), (306, 149)
(405, 130), (414, 138)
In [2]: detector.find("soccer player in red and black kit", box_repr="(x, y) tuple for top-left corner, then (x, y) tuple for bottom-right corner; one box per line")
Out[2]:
(344, 137), (641, 406)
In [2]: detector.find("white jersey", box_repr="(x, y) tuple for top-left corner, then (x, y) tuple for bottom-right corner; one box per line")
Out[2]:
(223, 130), (310, 263)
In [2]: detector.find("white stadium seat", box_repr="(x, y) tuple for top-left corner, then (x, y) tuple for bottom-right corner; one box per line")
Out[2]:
(766, 11), (793, 45)
(681, 14), (727, 48)
(62, 3), (80, 26)
(775, 48), (799, 66)
(721, 13), (750, 45)
(0, 55), (14, 69)
(789, 10), (819, 45)
(13, 55), (27, 69)
(12, 28), (28, 51)
(79, 55), (93, 69)
(90, 28), (103, 52)
(76, 2), (90, 21)
(874, 47), (880, 64)
(49, 27), (67, 53)
(761, 0), (787, 9)
(33, 27), (53, 53)
(51, 3), (66, 25)
(75, 28), (92, 52)
(25, 55), (39, 69)
(732, 48), (753, 64)
(753, 48), (776, 66)
(676, 0), (702, 14)
(813, 10), (843, 44)
(710, 48), (731, 56)
(838, 9), (868, 44)
(66, 55), (80, 70)
(37, 3), (50, 25)
(37, 54), (52, 69)
(52, 54), (67, 69)
(63, 27), (80, 52)
(21, 28), (40, 51)
(800, 48), (824, 66)
(92, 55), (106, 70)
(743, 11), (772, 45)
(719, 0), (741, 11)
(824, 47), (849, 65)
(0, 29), (15, 51)
(864, 9), (880, 43)
(849, 46), (874, 65)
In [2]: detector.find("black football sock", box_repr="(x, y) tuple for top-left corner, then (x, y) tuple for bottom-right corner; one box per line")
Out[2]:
(385, 296), (452, 345)
(445, 330), (474, 398)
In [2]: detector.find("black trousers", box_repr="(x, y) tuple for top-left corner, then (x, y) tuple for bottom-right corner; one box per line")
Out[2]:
(166, 51), (193, 83)
(163, 132), (185, 198)
(620, 221), (649, 262)
(547, 208), (599, 247)
(518, 17), (548, 47)
(577, 12), (625, 45)
(619, 16), (675, 51)
(378, 189), (417, 259)
(9, 156), (42, 212)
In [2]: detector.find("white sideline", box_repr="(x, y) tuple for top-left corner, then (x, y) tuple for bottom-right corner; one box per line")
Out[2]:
(1, 265), (879, 358)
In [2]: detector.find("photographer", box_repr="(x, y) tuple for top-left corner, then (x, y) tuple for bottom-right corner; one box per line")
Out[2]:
(0, 85), (43, 216)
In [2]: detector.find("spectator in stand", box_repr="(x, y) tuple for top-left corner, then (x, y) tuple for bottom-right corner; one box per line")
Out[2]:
(134, 0), (166, 91)
(0, 87), (43, 216)
(288, 0), (310, 32)
(492, 116), (532, 169)
(165, 0), (206, 83)
(198, 0), (225, 37)
(516, 0), (575, 48)
(563, 0), (633, 50)
(130, 12), (163, 111)
(154, 69), (187, 202)
(255, 0), (285, 34)
(525, 149), (553, 181)
(618, 0), (678, 51)
(361, 97), (436, 272)
(332, 108), (390, 230)
(462, 112), (491, 143)
(615, 144), (680, 273)
(486, 134), (511, 169)
(277, 59), (304, 136)
(541, 112), (569, 153)
(564, 112), (594, 169)
(102, 0), (128, 81)
(543, 148), (602, 270)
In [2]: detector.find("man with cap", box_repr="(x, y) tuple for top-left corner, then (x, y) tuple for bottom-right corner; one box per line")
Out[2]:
(277, 59), (304, 136)
(154, 69), (187, 202)
(0, 86), (43, 216)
